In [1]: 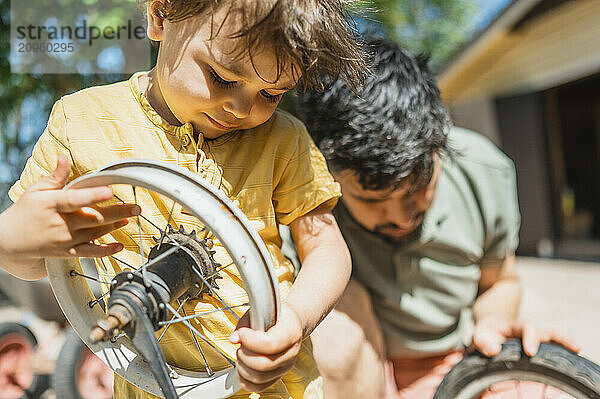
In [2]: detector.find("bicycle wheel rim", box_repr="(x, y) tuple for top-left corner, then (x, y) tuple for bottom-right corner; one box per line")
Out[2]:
(46, 159), (280, 398)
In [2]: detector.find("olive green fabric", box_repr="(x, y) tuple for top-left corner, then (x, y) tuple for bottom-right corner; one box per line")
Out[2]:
(332, 127), (521, 357)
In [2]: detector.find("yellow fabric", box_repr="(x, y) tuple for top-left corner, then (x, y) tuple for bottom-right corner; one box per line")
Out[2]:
(9, 72), (340, 398)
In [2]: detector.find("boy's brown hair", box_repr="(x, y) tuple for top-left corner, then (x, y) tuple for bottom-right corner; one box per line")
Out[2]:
(140, 0), (366, 92)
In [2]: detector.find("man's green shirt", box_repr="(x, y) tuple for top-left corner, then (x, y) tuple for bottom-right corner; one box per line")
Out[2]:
(333, 127), (521, 357)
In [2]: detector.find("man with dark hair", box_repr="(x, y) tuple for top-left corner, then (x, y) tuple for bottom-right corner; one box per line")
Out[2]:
(296, 37), (577, 398)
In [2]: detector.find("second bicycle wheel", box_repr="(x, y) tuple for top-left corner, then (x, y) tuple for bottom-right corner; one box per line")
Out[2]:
(46, 159), (280, 398)
(434, 339), (600, 399)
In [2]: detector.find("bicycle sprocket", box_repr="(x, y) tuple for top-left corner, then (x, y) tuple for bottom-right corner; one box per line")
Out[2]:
(149, 224), (223, 299)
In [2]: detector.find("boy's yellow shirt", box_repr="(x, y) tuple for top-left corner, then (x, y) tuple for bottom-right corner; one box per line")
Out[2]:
(9, 73), (340, 398)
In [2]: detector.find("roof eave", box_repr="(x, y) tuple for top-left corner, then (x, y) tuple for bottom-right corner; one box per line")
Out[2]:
(438, 0), (543, 86)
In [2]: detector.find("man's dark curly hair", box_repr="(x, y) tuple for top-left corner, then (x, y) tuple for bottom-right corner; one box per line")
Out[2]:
(296, 36), (452, 191)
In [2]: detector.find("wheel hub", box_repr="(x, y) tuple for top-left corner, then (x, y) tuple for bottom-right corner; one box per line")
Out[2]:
(148, 224), (222, 300)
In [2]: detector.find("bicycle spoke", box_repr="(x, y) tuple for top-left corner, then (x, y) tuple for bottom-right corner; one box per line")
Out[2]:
(70, 270), (115, 285)
(114, 193), (202, 273)
(114, 194), (161, 231)
(165, 303), (235, 366)
(109, 255), (136, 270)
(110, 332), (126, 342)
(205, 261), (234, 281)
(158, 303), (250, 326)
(98, 255), (110, 274)
(181, 304), (213, 376)
(157, 200), (177, 250)
(132, 186), (149, 288)
(157, 298), (189, 343)
(136, 243), (183, 276)
(114, 193), (216, 287)
(190, 268), (239, 321)
(89, 291), (110, 308)
(515, 381), (522, 399)
(165, 363), (179, 380)
(169, 141), (211, 379)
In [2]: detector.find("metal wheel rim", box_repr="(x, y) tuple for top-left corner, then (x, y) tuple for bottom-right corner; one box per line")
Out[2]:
(46, 159), (280, 398)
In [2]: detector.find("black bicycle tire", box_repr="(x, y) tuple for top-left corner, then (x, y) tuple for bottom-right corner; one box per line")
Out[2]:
(0, 322), (49, 399)
(433, 339), (600, 399)
(52, 328), (113, 399)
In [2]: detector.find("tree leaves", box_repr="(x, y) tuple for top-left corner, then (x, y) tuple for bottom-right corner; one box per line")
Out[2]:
(365, 0), (477, 71)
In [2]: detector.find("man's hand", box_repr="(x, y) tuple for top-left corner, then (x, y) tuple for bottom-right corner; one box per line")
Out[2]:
(0, 156), (139, 278)
(473, 319), (580, 357)
(229, 302), (303, 392)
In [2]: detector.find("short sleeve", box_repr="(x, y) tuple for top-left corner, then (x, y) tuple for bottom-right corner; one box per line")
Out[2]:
(8, 99), (77, 202)
(272, 123), (341, 225)
(479, 163), (521, 268)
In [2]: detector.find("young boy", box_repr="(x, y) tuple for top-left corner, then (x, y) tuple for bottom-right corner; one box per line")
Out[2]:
(0, 1), (364, 397)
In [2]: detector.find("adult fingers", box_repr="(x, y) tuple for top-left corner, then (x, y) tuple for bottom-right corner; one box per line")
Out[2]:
(66, 204), (139, 230)
(537, 330), (580, 354)
(68, 242), (124, 257)
(31, 155), (71, 191)
(550, 332), (580, 353)
(472, 327), (503, 357)
(54, 187), (115, 213)
(506, 321), (540, 357)
(513, 323), (579, 356)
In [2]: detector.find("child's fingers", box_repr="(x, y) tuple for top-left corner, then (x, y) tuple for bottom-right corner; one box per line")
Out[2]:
(67, 204), (139, 230)
(236, 327), (301, 355)
(236, 341), (299, 372)
(54, 186), (114, 213)
(31, 155), (71, 191)
(72, 220), (129, 244)
(238, 371), (282, 394)
(68, 242), (124, 257)
(229, 312), (251, 344)
(236, 358), (289, 390)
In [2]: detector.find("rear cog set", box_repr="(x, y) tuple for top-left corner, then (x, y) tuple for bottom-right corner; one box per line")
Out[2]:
(149, 224), (223, 299)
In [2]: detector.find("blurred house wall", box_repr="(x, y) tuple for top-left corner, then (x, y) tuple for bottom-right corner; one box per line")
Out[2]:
(438, 0), (600, 258)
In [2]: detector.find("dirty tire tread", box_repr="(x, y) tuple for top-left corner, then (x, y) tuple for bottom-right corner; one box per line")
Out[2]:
(433, 339), (600, 399)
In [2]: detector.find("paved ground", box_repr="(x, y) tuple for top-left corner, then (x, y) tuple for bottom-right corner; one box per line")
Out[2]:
(517, 256), (600, 362)
(0, 256), (598, 394)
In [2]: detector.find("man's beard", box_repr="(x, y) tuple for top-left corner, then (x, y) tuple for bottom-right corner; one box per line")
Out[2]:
(372, 219), (424, 244)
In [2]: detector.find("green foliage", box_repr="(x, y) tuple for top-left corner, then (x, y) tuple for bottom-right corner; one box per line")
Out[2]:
(365, 0), (477, 70)
(0, 0), (140, 210)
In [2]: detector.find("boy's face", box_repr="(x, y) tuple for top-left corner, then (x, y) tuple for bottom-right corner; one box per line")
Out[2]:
(147, 5), (297, 139)
(334, 157), (441, 241)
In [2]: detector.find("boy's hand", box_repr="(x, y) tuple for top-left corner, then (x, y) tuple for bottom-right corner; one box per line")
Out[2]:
(229, 302), (303, 392)
(0, 156), (139, 261)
